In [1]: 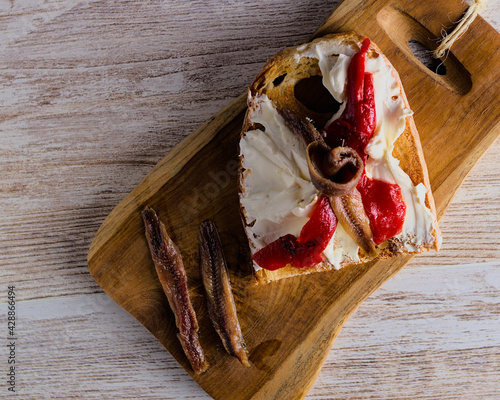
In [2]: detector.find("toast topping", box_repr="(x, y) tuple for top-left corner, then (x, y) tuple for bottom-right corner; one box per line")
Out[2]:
(358, 173), (406, 245)
(296, 36), (437, 253)
(323, 38), (376, 154)
(307, 143), (364, 196)
(240, 34), (441, 276)
(329, 188), (377, 257)
(319, 39), (407, 249)
(252, 196), (337, 270)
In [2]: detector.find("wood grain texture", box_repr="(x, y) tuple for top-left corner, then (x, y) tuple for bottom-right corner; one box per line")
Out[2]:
(0, 0), (499, 398)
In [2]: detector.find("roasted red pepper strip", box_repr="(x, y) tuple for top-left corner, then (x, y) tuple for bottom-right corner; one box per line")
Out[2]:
(343, 38), (370, 129)
(252, 196), (337, 270)
(358, 72), (376, 140)
(324, 38), (376, 154)
(292, 196), (338, 268)
(357, 174), (406, 245)
(252, 234), (298, 271)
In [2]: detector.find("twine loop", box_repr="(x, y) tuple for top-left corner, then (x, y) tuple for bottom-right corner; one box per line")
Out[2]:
(433, 0), (486, 58)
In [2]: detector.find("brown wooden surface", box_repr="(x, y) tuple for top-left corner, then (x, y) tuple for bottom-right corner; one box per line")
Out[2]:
(87, 0), (500, 399)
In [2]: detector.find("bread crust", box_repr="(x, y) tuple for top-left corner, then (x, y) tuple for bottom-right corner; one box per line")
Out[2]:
(238, 32), (440, 284)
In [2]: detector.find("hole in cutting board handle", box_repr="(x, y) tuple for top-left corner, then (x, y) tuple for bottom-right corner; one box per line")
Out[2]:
(377, 6), (471, 95)
(408, 40), (447, 76)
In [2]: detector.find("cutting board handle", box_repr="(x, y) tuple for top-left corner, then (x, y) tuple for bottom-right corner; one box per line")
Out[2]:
(377, 6), (472, 95)
(314, 0), (475, 96)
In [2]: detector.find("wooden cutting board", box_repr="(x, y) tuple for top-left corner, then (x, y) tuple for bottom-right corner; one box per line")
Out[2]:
(88, 0), (500, 398)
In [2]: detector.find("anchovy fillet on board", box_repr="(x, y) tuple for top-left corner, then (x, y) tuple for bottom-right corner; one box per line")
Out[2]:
(198, 220), (250, 366)
(142, 207), (208, 374)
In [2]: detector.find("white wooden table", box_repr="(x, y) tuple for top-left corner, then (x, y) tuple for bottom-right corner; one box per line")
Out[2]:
(1, 1), (498, 399)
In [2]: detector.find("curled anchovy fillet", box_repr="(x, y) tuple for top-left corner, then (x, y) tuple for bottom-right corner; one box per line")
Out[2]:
(198, 220), (250, 367)
(307, 142), (364, 197)
(280, 108), (364, 196)
(329, 190), (378, 257)
(142, 207), (208, 374)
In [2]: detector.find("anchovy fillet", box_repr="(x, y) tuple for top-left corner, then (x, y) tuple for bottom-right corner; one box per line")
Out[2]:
(329, 190), (378, 257)
(198, 220), (250, 367)
(142, 207), (208, 374)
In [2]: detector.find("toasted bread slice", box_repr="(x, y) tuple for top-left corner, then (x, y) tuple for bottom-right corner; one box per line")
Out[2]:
(238, 32), (441, 284)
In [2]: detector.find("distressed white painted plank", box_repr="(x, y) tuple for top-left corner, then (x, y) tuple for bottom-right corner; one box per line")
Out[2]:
(0, 263), (497, 399)
(311, 262), (500, 399)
